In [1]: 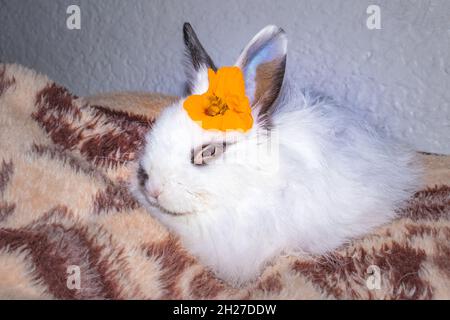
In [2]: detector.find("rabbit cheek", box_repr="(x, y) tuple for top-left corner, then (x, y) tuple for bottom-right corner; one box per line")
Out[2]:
(157, 187), (199, 215)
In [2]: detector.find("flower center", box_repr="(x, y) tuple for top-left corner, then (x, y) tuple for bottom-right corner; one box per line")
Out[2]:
(205, 95), (229, 116)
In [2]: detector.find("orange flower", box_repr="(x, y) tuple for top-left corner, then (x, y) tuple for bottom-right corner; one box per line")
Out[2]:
(183, 66), (253, 132)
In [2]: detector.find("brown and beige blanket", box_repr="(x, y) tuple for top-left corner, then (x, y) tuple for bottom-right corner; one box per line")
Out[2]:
(0, 63), (449, 299)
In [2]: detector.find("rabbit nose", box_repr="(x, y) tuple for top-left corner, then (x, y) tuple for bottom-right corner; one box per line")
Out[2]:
(137, 165), (161, 199)
(147, 184), (162, 199)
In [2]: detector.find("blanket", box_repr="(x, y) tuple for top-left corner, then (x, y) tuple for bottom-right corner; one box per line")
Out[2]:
(0, 63), (449, 299)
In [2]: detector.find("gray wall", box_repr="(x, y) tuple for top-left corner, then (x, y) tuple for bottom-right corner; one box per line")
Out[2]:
(1, 0), (449, 154)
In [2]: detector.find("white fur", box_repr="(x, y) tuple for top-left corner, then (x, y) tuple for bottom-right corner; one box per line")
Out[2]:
(188, 64), (210, 95)
(130, 26), (420, 285)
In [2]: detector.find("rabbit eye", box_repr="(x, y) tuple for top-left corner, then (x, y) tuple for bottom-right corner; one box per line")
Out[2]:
(191, 143), (227, 166)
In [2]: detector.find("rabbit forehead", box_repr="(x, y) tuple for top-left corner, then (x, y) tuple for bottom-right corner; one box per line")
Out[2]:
(148, 99), (257, 154)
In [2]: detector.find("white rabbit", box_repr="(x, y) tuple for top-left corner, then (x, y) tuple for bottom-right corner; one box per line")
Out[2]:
(131, 23), (420, 285)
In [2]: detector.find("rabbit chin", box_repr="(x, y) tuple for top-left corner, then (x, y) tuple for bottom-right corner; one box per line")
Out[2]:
(143, 194), (191, 217)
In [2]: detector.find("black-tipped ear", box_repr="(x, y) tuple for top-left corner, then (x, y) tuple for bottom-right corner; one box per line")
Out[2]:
(183, 23), (216, 95)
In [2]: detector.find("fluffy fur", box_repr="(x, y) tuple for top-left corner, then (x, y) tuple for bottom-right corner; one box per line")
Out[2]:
(132, 24), (420, 285)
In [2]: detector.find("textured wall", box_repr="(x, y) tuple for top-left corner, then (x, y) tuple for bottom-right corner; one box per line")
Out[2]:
(0, 0), (449, 154)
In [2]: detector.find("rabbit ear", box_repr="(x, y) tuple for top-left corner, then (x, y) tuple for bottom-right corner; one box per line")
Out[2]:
(235, 25), (287, 120)
(183, 22), (217, 95)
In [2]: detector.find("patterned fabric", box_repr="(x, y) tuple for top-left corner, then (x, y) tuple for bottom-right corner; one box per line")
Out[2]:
(0, 63), (449, 299)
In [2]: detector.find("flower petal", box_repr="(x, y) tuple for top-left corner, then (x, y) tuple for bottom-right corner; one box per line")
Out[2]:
(207, 68), (218, 94)
(183, 66), (253, 132)
(183, 95), (209, 121)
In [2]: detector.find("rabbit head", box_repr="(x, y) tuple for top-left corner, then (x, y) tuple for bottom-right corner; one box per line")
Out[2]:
(133, 23), (287, 218)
